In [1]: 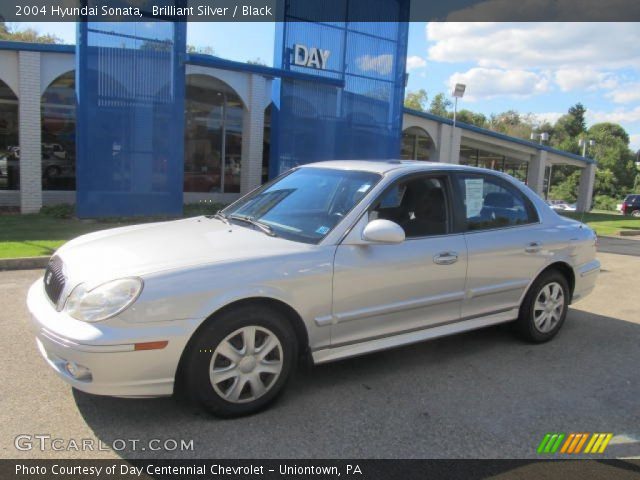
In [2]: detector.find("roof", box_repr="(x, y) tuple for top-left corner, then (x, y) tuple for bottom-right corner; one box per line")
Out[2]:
(0, 40), (74, 53)
(303, 159), (479, 175)
(404, 108), (596, 165)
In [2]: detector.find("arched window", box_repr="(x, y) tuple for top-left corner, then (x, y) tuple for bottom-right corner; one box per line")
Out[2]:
(401, 127), (434, 161)
(184, 74), (244, 193)
(41, 71), (76, 190)
(0, 80), (19, 190)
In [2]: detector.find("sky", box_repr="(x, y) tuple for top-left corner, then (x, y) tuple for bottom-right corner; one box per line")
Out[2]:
(13, 21), (640, 150)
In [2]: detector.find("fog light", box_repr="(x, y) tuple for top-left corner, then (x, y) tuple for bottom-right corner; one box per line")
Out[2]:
(64, 361), (92, 381)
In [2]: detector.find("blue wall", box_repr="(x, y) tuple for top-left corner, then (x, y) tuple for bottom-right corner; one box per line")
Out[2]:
(270, 0), (409, 178)
(76, 20), (186, 218)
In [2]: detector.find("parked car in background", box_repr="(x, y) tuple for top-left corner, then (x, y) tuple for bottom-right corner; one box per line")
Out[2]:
(547, 200), (576, 212)
(621, 194), (640, 217)
(28, 161), (600, 417)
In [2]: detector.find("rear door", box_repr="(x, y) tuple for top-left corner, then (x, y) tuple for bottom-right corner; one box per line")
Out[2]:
(453, 172), (548, 320)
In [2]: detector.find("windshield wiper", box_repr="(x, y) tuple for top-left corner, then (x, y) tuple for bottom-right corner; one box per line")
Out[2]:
(210, 211), (230, 225)
(228, 214), (276, 237)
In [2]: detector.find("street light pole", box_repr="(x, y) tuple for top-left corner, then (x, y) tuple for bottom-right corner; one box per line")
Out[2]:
(451, 83), (466, 162)
(579, 138), (595, 157)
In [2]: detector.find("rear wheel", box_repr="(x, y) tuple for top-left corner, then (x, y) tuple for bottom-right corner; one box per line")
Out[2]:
(182, 305), (297, 417)
(516, 270), (570, 342)
(632, 209), (640, 217)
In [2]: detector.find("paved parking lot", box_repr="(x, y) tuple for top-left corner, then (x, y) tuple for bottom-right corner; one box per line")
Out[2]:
(1, 251), (639, 460)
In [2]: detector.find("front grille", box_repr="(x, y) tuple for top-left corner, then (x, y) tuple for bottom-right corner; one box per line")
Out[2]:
(44, 256), (66, 306)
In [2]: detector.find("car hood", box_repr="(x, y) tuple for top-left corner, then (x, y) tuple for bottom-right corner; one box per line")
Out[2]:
(55, 216), (310, 284)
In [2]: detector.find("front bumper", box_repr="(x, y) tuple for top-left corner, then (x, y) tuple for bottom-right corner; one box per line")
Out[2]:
(27, 278), (199, 397)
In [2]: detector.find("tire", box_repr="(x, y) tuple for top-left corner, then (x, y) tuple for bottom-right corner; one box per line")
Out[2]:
(182, 304), (297, 418)
(632, 209), (640, 218)
(515, 270), (570, 343)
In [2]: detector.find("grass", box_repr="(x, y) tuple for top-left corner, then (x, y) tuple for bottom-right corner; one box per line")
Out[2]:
(0, 215), (141, 258)
(559, 210), (640, 237)
(0, 202), (226, 259)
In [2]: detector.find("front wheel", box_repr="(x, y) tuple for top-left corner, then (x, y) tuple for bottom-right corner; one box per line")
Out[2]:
(182, 305), (297, 417)
(516, 270), (570, 342)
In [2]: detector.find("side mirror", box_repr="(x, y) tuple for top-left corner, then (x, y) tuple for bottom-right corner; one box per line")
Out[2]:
(362, 219), (405, 244)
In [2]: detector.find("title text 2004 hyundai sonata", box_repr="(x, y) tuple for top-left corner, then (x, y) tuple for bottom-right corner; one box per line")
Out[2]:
(28, 161), (600, 417)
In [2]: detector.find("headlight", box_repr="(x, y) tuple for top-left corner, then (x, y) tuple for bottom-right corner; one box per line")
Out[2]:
(65, 278), (143, 322)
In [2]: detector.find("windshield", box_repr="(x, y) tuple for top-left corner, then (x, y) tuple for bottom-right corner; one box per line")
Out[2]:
(224, 167), (382, 244)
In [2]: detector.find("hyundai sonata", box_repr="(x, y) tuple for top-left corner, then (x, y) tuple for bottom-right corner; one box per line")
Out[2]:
(28, 161), (600, 417)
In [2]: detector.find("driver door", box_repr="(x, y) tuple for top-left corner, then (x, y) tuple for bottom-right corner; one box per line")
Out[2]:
(330, 173), (468, 347)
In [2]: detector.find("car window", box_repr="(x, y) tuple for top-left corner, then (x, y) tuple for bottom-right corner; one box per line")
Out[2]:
(457, 174), (538, 231)
(370, 175), (449, 238)
(226, 168), (381, 244)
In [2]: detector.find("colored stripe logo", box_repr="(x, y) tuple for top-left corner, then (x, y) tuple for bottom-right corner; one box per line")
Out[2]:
(537, 433), (613, 454)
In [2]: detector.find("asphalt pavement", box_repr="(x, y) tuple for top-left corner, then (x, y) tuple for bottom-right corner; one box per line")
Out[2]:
(597, 235), (640, 257)
(1, 253), (639, 460)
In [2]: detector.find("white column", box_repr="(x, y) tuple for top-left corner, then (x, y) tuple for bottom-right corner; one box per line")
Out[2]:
(18, 51), (42, 214)
(576, 163), (596, 213)
(437, 124), (461, 164)
(527, 150), (547, 197)
(240, 74), (267, 194)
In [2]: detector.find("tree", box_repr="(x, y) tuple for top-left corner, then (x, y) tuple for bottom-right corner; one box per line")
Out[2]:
(587, 123), (637, 191)
(489, 110), (535, 140)
(455, 109), (487, 128)
(568, 103), (587, 134)
(186, 45), (216, 55)
(429, 93), (452, 118)
(0, 22), (62, 44)
(404, 89), (428, 112)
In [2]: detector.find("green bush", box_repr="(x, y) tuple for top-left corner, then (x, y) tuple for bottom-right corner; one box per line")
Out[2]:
(40, 203), (75, 219)
(183, 201), (227, 217)
(592, 195), (619, 211)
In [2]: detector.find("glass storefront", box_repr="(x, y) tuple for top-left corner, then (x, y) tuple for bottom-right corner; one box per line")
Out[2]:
(184, 74), (243, 193)
(400, 127), (434, 160)
(460, 145), (529, 183)
(42, 71), (76, 190)
(401, 127), (434, 161)
(0, 79), (19, 190)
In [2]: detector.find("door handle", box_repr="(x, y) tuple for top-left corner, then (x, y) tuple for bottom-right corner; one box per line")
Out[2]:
(434, 251), (458, 265)
(525, 241), (542, 253)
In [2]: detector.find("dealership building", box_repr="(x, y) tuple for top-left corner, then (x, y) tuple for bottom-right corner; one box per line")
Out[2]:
(0, 22), (596, 216)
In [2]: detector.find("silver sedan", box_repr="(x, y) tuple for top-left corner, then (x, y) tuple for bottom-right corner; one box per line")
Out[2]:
(27, 160), (600, 417)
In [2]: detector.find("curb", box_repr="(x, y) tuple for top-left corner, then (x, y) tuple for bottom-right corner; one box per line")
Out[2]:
(0, 256), (50, 271)
(619, 230), (640, 237)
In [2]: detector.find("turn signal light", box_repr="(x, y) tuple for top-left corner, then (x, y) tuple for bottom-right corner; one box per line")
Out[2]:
(134, 341), (168, 351)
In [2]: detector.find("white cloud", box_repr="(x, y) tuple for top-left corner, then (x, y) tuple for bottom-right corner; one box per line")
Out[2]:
(427, 23), (640, 71)
(630, 134), (640, 151)
(447, 68), (549, 100)
(406, 55), (426, 71)
(554, 69), (618, 92)
(606, 84), (640, 104)
(426, 22), (640, 104)
(356, 54), (393, 75)
(533, 112), (565, 125)
(587, 106), (640, 124)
